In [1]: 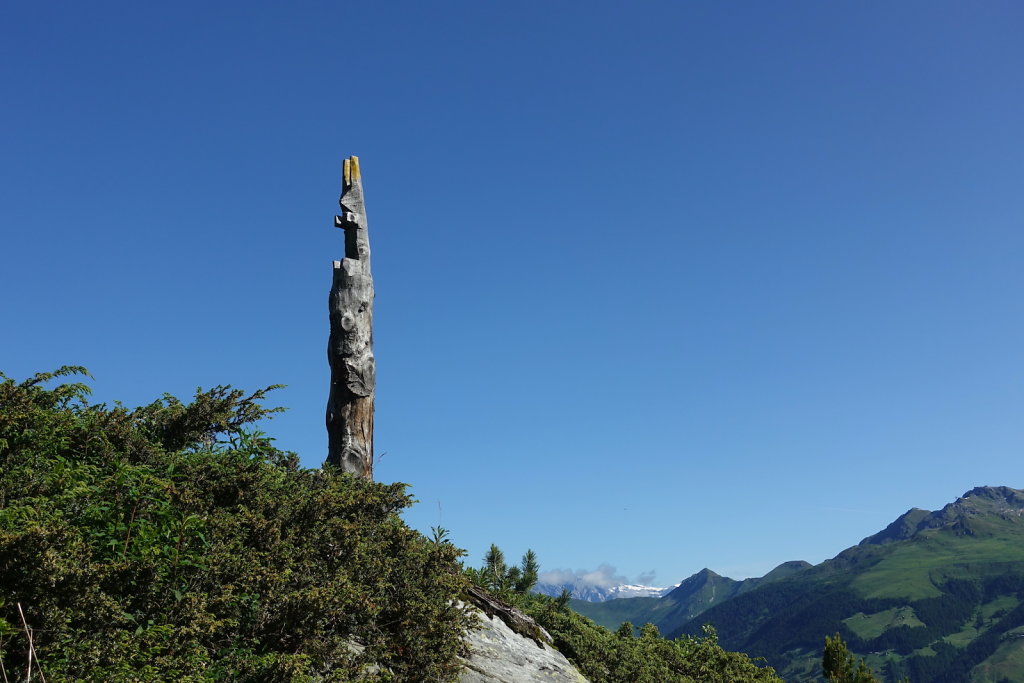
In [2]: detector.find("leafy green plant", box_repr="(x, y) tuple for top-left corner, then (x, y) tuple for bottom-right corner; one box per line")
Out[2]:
(525, 594), (782, 682)
(466, 543), (781, 682)
(465, 545), (539, 603)
(0, 368), (475, 681)
(823, 632), (881, 682)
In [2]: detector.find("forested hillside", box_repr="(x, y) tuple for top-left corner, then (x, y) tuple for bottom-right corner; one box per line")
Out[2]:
(0, 368), (784, 682)
(564, 487), (1024, 682)
(571, 561), (812, 633)
(671, 487), (1024, 682)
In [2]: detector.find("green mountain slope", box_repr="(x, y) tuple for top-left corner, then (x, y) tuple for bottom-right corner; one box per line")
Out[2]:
(569, 596), (675, 632)
(667, 486), (1024, 682)
(570, 561), (811, 634)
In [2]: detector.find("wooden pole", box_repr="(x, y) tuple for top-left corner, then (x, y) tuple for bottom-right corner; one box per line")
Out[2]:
(326, 156), (375, 477)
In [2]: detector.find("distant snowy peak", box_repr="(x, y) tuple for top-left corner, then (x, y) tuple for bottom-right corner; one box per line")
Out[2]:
(535, 582), (679, 602)
(608, 583), (676, 599)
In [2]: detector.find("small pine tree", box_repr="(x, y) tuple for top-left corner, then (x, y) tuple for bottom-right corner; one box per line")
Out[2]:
(506, 565), (523, 590)
(639, 623), (660, 640)
(516, 549), (540, 594)
(555, 588), (571, 612)
(483, 544), (507, 592)
(823, 633), (879, 683)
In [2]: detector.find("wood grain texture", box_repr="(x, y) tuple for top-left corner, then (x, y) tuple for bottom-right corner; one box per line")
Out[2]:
(326, 156), (375, 477)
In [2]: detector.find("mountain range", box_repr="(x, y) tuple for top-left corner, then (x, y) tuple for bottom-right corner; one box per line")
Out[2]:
(568, 486), (1024, 682)
(535, 581), (677, 602)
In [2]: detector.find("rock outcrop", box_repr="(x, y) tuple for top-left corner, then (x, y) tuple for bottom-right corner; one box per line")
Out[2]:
(459, 609), (588, 682)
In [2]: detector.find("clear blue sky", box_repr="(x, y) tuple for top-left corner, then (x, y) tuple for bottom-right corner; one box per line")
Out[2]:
(3, 1), (1023, 584)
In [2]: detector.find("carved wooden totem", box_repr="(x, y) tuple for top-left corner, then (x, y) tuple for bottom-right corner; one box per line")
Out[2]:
(326, 156), (375, 477)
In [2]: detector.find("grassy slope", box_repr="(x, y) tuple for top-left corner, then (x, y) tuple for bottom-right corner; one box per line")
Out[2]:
(843, 607), (925, 640)
(971, 639), (1024, 683)
(852, 517), (1024, 600)
(669, 489), (1024, 682)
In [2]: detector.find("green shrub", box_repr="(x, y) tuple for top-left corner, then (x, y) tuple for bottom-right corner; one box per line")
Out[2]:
(0, 368), (474, 682)
(520, 595), (782, 683)
(464, 545), (539, 601)
(467, 543), (782, 682)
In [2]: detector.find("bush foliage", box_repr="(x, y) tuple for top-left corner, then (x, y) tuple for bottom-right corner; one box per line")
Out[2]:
(528, 604), (783, 683)
(465, 544), (783, 682)
(0, 367), (792, 682)
(0, 368), (474, 682)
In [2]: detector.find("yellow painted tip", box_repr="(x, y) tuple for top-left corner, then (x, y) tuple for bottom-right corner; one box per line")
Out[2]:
(343, 159), (351, 186)
(350, 156), (361, 182)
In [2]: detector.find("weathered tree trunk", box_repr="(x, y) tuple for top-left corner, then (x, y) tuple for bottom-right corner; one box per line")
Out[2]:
(326, 156), (375, 477)
(463, 584), (552, 649)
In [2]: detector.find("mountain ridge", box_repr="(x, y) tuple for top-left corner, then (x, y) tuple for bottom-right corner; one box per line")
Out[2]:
(666, 485), (1024, 681)
(862, 486), (1024, 547)
(535, 581), (677, 603)
(569, 560), (813, 633)
(563, 486), (1024, 680)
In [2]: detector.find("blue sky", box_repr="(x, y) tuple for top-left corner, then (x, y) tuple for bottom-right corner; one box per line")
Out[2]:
(3, 1), (1023, 584)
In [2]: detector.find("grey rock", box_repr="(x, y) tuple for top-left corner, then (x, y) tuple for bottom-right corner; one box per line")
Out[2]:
(459, 611), (588, 682)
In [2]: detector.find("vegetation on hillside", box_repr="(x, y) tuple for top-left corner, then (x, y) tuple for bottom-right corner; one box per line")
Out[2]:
(570, 561), (813, 636)
(561, 490), (1024, 681)
(0, 367), (474, 681)
(823, 633), (881, 682)
(1, 368), (796, 682)
(568, 595), (675, 632)
(669, 498), (1024, 682)
(466, 544), (783, 682)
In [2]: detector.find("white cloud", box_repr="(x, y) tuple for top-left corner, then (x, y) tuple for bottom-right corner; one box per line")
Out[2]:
(539, 563), (631, 589)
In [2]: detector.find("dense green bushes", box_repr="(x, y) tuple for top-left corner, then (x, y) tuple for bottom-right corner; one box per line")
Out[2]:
(0, 368), (474, 681)
(0, 368), (795, 681)
(464, 544), (783, 682)
(823, 633), (880, 682)
(525, 595), (782, 682)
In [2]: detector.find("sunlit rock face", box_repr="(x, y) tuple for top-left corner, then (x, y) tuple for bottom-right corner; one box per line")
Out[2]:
(459, 609), (589, 683)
